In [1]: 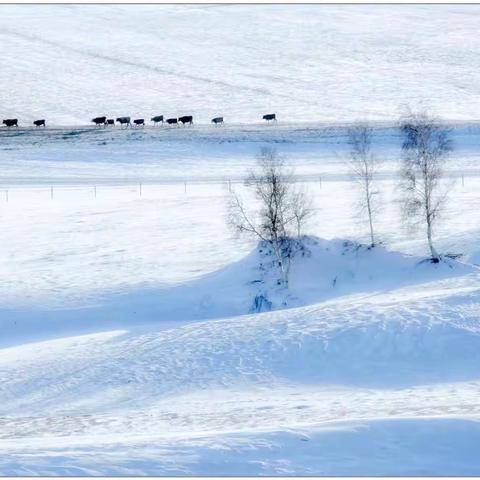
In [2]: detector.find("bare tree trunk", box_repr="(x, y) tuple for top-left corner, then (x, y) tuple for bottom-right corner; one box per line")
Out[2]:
(272, 239), (288, 287)
(424, 185), (439, 261)
(426, 214), (438, 261)
(365, 176), (375, 247)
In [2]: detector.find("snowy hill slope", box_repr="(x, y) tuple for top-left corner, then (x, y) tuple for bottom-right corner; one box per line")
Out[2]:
(2, 4), (480, 125)
(2, 268), (480, 414)
(1, 236), (474, 346)
(0, 257), (479, 474)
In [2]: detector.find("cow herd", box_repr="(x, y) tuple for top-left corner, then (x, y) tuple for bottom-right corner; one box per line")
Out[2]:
(1, 113), (277, 129)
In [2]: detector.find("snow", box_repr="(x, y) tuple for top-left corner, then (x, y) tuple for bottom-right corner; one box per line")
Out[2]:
(2, 4), (480, 474)
(4, 418), (480, 476)
(1, 155), (480, 474)
(1, 266), (480, 474)
(1, 126), (480, 474)
(3, 5), (480, 125)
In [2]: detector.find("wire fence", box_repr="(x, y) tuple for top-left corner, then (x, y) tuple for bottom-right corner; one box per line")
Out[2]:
(0, 170), (474, 204)
(0, 176), (329, 203)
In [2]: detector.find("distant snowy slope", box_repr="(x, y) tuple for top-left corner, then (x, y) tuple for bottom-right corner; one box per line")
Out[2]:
(2, 5), (480, 125)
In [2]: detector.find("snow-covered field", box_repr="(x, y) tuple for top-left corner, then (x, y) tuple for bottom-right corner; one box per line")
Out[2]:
(2, 4), (480, 125)
(1, 122), (480, 474)
(2, 4), (480, 475)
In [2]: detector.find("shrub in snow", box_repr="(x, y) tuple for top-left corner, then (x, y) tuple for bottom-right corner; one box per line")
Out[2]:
(250, 293), (272, 313)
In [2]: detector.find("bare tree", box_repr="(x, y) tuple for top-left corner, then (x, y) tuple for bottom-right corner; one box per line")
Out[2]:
(347, 124), (383, 247)
(228, 147), (312, 287)
(290, 190), (312, 238)
(399, 109), (452, 262)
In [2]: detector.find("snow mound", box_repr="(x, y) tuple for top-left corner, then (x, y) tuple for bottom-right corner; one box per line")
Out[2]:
(2, 236), (474, 347)
(103, 236), (475, 321)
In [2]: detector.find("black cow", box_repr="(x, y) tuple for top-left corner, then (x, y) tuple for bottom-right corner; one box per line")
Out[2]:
(106, 119), (115, 126)
(211, 116), (223, 125)
(262, 113), (276, 122)
(116, 116), (131, 127)
(151, 115), (164, 125)
(33, 119), (46, 127)
(133, 119), (145, 127)
(179, 115), (193, 125)
(3, 119), (18, 127)
(92, 116), (107, 126)
(166, 118), (178, 125)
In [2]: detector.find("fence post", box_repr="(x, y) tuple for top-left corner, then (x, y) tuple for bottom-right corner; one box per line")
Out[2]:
(139, 183), (142, 197)
(184, 181), (187, 194)
(94, 185), (97, 198)
(462, 174), (465, 187)
(5, 189), (8, 203)
(319, 176), (322, 189)
(50, 186), (53, 200)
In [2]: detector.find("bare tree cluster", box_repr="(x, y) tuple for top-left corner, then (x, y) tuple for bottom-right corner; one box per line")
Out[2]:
(228, 109), (453, 298)
(228, 147), (312, 287)
(347, 110), (453, 262)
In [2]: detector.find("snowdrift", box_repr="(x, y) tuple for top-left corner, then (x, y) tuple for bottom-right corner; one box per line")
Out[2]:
(83, 236), (479, 316)
(152, 236), (474, 318)
(2, 236), (475, 347)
